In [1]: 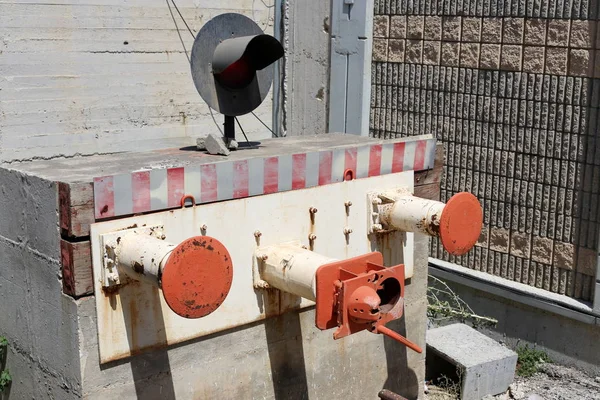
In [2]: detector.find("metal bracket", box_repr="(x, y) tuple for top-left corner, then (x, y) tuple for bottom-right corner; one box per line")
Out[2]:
(100, 225), (165, 289)
(366, 188), (412, 234)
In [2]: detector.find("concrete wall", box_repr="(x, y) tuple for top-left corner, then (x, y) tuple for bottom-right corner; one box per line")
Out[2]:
(0, 1), (273, 163)
(369, 0), (600, 302)
(0, 168), (82, 399)
(278, 0), (331, 136)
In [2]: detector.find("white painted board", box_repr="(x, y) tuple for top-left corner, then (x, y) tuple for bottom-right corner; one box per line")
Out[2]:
(91, 171), (414, 363)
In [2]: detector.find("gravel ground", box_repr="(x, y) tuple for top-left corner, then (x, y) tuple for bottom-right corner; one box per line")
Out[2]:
(425, 363), (600, 400)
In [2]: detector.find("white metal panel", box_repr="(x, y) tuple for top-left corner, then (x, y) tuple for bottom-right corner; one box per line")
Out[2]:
(91, 171), (414, 363)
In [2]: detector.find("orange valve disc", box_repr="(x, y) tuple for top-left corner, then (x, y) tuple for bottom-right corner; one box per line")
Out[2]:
(161, 236), (233, 319)
(439, 192), (483, 256)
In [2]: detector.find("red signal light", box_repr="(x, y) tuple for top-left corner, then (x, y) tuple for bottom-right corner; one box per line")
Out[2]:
(214, 56), (255, 90)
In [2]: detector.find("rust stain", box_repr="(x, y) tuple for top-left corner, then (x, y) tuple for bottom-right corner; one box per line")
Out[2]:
(132, 261), (144, 275)
(100, 204), (109, 215)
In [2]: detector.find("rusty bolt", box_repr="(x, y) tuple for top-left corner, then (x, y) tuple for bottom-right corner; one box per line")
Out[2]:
(259, 254), (269, 261)
(344, 227), (353, 234)
(200, 224), (208, 231)
(372, 224), (383, 231)
(308, 233), (317, 241)
(372, 197), (383, 205)
(309, 207), (318, 214)
(345, 201), (353, 207)
(254, 230), (262, 238)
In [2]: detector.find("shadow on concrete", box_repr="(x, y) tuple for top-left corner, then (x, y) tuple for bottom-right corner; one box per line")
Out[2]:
(382, 317), (420, 400)
(120, 287), (176, 400)
(263, 291), (310, 400)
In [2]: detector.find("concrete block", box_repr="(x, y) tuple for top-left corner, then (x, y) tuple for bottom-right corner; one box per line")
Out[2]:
(407, 16), (425, 39)
(503, 18), (524, 44)
(482, 18), (503, 43)
(547, 20), (570, 46)
(426, 324), (517, 400)
(531, 236), (554, 264)
(390, 16), (407, 38)
(501, 45), (523, 71)
(569, 49), (593, 76)
(441, 42), (461, 66)
(570, 20), (595, 48)
(481, 44), (501, 69)
(462, 18), (482, 42)
(489, 227), (509, 253)
(524, 19), (547, 45)
(374, 15), (390, 38)
(388, 39), (405, 62)
(373, 38), (389, 61)
(546, 47), (568, 75)
(423, 41), (441, 65)
(577, 246), (597, 276)
(522, 46), (545, 73)
(553, 241), (576, 270)
(442, 17), (462, 42)
(460, 43), (480, 68)
(406, 40), (423, 63)
(510, 231), (532, 258)
(424, 16), (442, 40)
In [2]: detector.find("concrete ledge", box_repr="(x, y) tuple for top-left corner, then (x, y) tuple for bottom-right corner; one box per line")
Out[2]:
(429, 258), (599, 325)
(427, 323), (517, 400)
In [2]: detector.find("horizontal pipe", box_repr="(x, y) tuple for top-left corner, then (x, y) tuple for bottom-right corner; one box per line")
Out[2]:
(116, 233), (177, 287)
(379, 195), (445, 237)
(258, 244), (337, 301)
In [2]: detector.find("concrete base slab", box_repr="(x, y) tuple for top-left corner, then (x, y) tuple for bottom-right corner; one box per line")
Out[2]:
(426, 323), (517, 400)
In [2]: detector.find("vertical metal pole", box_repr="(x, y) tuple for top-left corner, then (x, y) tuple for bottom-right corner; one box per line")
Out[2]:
(594, 234), (600, 314)
(224, 115), (235, 141)
(273, 0), (283, 137)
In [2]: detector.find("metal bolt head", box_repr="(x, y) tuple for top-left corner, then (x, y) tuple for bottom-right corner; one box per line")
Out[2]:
(200, 224), (208, 231)
(309, 207), (318, 214)
(260, 254), (269, 261)
(372, 224), (383, 231)
(254, 230), (262, 238)
(372, 198), (383, 205)
(344, 227), (353, 234)
(308, 233), (317, 240)
(345, 201), (353, 207)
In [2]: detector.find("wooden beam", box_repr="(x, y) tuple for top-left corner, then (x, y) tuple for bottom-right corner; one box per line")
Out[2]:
(59, 182), (94, 238)
(61, 239), (94, 297)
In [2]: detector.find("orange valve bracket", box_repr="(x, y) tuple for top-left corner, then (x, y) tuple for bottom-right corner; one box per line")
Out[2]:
(161, 236), (233, 319)
(315, 252), (422, 353)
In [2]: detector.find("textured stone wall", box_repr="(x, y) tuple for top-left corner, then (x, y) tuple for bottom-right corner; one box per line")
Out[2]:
(370, 0), (600, 301)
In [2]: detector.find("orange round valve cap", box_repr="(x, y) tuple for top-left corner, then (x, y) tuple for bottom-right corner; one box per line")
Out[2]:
(161, 236), (233, 319)
(439, 192), (483, 256)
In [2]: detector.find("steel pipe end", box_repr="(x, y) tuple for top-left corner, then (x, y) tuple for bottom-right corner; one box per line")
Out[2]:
(161, 236), (233, 319)
(439, 192), (483, 256)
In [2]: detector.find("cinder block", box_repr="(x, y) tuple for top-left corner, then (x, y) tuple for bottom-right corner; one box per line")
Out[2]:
(547, 19), (570, 46)
(461, 43), (480, 68)
(577, 246), (597, 276)
(407, 16), (425, 39)
(426, 324), (518, 400)
(524, 18), (547, 45)
(482, 18), (503, 43)
(570, 19), (595, 48)
(443, 17), (462, 41)
(424, 16), (442, 40)
(531, 236), (554, 264)
(522, 46), (545, 73)
(510, 231), (531, 258)
(503, 18), (525, 44)
(462, 17), (482, 42)
(373, 15), (390, 38)
(405, 40), (423, 63)
(501, 45), (523, 71)
(373, 39), (389, 62)
(569, 49), (593, 76)
(545, 47), (568, 75)
(489, 227), (510, 253)
(390, 16), (406, 38)
(388, 39), (405, 63)
(423, 41), (441, 65)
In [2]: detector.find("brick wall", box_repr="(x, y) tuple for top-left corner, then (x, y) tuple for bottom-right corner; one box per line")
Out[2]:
(370, 0), (600, 301)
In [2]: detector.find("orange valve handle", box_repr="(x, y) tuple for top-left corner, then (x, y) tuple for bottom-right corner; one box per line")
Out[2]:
(376, 325), (423, 353)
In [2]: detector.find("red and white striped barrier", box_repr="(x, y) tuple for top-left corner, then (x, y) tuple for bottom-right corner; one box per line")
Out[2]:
(93, 137), (436, 219)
